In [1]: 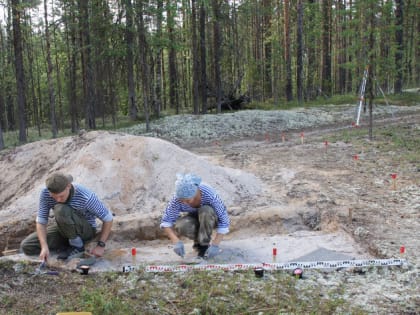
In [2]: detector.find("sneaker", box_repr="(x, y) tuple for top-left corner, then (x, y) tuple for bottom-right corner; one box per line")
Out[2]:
(57, 246), (85, 260)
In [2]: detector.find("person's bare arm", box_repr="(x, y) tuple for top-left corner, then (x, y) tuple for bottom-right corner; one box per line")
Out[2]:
(36, 223), (49, 261)
(212, 233), (224, 246)
(90, 220), (113, 257)
(163, 227), (180, 244)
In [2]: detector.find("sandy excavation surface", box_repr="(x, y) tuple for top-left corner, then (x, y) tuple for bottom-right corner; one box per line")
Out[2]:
(0, 105), (419, 313)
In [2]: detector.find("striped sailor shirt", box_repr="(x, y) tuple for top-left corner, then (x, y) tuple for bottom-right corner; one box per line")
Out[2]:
(36, 184), (113, 228)
(160, 184), (230, 234)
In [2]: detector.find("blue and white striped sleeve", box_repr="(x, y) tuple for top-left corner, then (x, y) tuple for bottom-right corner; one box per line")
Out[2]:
(210, 195), (230, 234)
(36, 188), (55, 225)
(160, 197), (181, 228)
(201, 185), (230, 234)
(85, 192), (113, 222)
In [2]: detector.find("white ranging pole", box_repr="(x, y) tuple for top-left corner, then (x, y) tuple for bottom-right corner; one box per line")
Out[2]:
(122, 258), (407, 273)
(355, 66), (369, 126)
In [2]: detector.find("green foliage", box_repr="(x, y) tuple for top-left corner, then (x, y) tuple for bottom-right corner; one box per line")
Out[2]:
(0, 259), (371, 314)
(77, 286), (132, 315)
(328, 123), (420, 164)
(48, 270), (366, 314)
(1, 0), (419, 142)
(378, 127), (420, 163)
(381, 91), (420, 106)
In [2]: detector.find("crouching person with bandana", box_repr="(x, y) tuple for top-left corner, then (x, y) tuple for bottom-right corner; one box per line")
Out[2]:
(20, 172), (113, 262)
(160, 173), (230, 259)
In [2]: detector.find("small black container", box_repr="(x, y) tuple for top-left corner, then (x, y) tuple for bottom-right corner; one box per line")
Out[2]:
(254, 267), (264, 278)
(80, 265), (90, 275)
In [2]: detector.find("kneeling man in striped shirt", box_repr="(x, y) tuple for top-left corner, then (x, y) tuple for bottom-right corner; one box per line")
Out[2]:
(160, 173), (230, 259)
(20, 172), (113, 261)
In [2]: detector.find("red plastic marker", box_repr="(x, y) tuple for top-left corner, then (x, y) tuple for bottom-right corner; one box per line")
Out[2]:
(131, 247), (137, 264)
(300, 132), (304, 144)
(272, 246), (277, 263)
(391, 173), (397, 190)
(400, 246), (405, 254)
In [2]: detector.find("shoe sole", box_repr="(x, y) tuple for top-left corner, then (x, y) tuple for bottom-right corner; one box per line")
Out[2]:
(57, 249), (85, 260)
(67, 250), (85, 260)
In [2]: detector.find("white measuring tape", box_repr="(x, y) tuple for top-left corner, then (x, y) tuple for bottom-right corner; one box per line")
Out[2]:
(122, 258), (407, 273)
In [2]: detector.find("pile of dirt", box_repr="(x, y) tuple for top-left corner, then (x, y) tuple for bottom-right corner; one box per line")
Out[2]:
(0, 131), (262, 250)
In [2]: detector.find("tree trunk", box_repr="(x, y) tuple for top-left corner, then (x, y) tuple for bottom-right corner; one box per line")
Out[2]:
(305, 0), (318, 100)
(262, 0), (272, 100)
(79, 0), (96, 130)
(0, 24), (5, 132)
(394, 0), (403, 93)
(321, 0), (332, 97)
(212, 0), (222, 113)
(11, 0), (27, 143)
(44, 0), (58, 138)
(191, 0), (200, 114)
(0, 119), (3, 150)
(64, 3), (79, 133)
(296, 0), (303, 103)
(137, 0), (151, 131)
(199, 1), (207, 114)
(125, 0), (138, 121)
(154, 0), (164, 118)
(345, 0), (353, 93)
(50, 0), (64, 132)
(283, 0), (293, 101)
(337, 0), (346, 94)
(367, 1), (376, 140)
(25, 18), (41, 137)
(167, 0), (179, 114)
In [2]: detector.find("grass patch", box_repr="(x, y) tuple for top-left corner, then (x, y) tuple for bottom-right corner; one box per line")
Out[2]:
(0, 260), (368, 315)
(325, 123), (420, 183)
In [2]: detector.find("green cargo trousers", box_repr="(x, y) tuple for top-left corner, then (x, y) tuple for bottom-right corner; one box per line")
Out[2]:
(20, 203), (96, 256)
(174, 205), (218, 246)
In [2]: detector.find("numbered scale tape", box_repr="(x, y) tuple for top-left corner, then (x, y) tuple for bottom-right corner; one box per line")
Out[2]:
(122, 258), (407, 273)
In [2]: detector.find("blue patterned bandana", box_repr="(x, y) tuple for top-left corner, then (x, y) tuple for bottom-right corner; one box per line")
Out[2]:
(175, 173), (201, 199)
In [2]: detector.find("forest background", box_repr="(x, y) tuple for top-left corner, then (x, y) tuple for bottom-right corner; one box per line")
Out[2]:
(0, 0), (419, 149)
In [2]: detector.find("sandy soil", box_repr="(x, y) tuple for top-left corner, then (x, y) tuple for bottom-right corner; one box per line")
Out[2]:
(1, 113), (418, 268)
(0, 106), (419, 313)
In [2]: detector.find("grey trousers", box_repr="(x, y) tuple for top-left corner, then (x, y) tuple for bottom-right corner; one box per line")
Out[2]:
(174, 205), (218, 246)
(20, 203), (96, 256)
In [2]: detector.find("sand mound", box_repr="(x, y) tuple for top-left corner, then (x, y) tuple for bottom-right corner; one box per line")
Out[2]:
(0, 131), (262, 247)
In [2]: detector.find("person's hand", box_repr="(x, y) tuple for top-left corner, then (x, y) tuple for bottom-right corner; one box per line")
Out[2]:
(39, 247), (49, 262)
(90, 246), (105, 257)
(204, 245), (220, 259)
(173, 241), (185, 257)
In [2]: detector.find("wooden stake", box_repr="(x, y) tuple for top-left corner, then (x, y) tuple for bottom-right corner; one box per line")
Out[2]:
(348, 208), (353, 224)
(2, 249), (19, 256)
